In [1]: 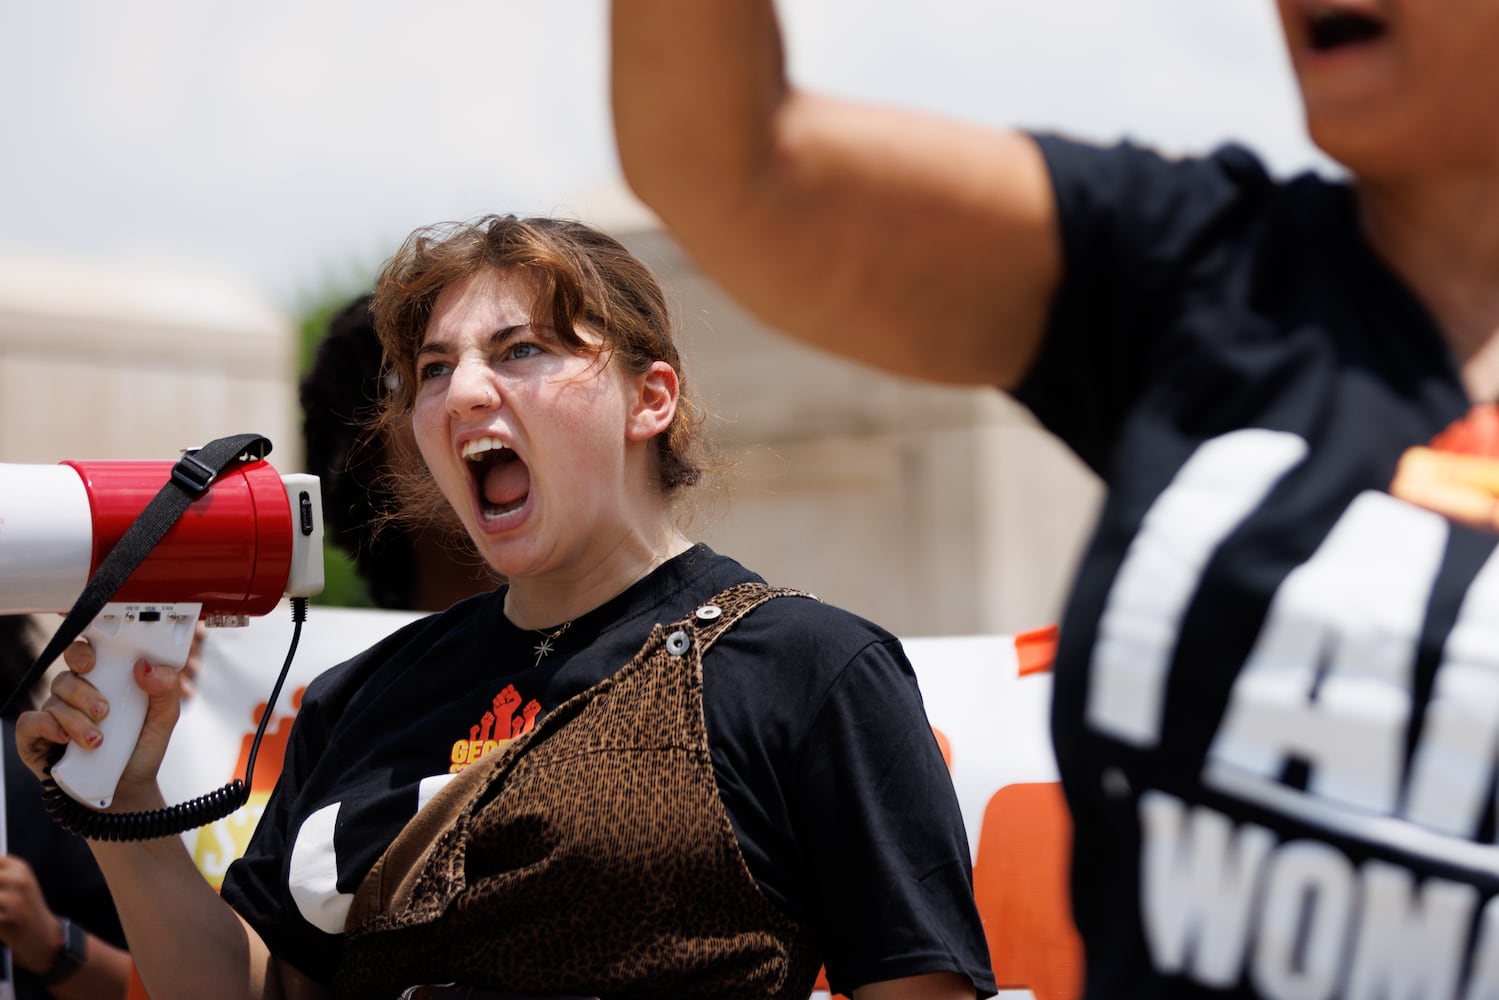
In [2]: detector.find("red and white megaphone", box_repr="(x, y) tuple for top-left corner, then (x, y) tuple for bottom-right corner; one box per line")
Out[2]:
(0, 452), (323, 809)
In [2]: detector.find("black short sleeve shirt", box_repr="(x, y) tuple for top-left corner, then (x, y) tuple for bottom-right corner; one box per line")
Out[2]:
(1019, 135), (1498, 998)
(220, 545), (995, 996)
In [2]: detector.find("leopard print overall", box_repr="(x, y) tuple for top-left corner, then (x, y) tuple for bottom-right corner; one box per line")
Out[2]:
(333, 583), (823, 1000)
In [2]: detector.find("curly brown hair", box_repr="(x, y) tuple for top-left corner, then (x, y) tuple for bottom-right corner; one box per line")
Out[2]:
(369, 215), (706, 527)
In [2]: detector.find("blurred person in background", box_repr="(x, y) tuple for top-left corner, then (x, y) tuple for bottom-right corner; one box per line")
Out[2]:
(0, 615), (130, 999)
(611, 2), (1499, 997)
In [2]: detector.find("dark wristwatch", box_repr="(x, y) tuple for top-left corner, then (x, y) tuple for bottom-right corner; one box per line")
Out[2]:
(38, 916), (86, 985)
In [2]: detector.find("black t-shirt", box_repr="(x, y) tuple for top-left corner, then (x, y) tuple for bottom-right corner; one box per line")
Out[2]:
(2, 719), (128, 1000)
(220, 545), (996, 996)
(1021, 134), (1498, 997)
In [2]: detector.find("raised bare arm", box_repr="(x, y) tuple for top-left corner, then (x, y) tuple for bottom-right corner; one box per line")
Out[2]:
(611, 0), (1062, 390)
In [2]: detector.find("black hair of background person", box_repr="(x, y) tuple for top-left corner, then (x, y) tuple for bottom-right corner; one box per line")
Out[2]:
(299, 294), (417, 610)
(0, 615), (38, 722)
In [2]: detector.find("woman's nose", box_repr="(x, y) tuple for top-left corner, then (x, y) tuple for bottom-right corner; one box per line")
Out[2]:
(447, 361), (499, 414)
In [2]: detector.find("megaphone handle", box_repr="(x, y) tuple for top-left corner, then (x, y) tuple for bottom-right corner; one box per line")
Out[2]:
(49, 605), (200, 810)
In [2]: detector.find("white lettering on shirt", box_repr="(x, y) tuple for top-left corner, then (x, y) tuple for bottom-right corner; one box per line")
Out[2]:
(1209, 490), (1447, 816)
(1089, 429), (1499, 994)
(1087, 429), (1307, 747)
(1140, 792), (1483, 999)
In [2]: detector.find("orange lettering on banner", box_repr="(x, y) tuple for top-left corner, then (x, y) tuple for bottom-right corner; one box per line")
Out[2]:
(1015, 623), (1059, 677)
(973, 781), (1081, 1000)
(230, 685), (309, 792)
(932, 725), (953, 769)
(186, 685), (315, 891)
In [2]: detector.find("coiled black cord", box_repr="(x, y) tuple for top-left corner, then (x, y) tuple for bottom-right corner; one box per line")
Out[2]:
(41, 597), (310, 842)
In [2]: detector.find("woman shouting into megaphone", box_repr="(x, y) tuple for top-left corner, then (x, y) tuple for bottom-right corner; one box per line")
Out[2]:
(18, 215), (994, 1000)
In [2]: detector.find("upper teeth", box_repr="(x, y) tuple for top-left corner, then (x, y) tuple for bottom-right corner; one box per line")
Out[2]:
(461, 437), (511, 461)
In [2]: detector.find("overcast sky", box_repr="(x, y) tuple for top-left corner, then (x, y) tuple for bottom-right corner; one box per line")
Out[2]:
(0, 1), (1331, 314)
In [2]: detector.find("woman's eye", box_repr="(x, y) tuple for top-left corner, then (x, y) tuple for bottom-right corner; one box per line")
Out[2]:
(417, 360), (453, 382)
(507, 342), (541, 361)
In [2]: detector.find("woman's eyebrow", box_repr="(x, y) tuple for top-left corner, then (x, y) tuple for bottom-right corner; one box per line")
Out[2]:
(417, 324), (531, 357)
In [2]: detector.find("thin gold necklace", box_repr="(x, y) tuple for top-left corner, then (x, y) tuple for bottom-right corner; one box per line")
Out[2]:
(531, 620), (572, 666)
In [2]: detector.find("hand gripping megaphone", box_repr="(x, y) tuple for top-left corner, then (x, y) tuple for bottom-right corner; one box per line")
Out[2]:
(0, 436), (323, 818)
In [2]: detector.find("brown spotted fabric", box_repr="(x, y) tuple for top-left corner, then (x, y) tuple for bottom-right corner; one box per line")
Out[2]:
(333, 583), (823, 1000)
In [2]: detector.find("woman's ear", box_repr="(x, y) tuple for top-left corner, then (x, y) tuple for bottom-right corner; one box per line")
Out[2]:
(626, 361), (680, 442)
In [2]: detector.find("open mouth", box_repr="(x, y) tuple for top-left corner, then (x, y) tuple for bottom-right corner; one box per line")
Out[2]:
(462, 436), (529, 522)
(1307, 8), (1386, 52)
